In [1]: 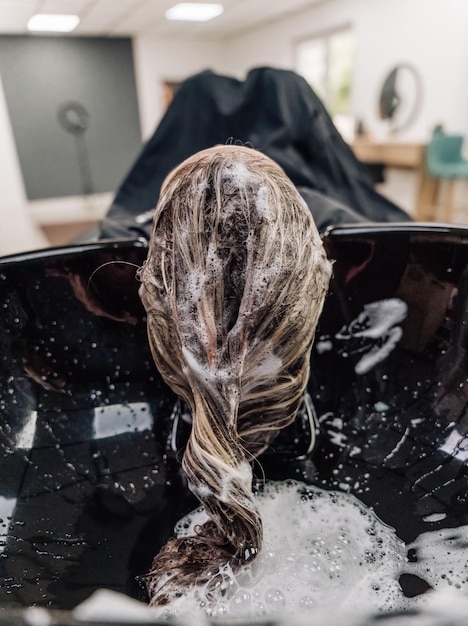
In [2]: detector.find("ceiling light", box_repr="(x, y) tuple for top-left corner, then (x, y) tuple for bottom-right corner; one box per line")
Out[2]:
(27, 14), (80, 33)
(165, 3), (224, 22)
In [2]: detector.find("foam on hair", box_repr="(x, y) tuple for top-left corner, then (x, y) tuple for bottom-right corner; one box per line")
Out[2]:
(138, 145), (332, 606)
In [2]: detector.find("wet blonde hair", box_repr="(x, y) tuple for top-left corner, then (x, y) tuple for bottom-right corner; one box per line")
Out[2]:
(138, 145), (332, 605)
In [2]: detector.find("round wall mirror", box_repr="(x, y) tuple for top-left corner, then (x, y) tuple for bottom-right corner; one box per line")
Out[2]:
(379, 64), (422, 133)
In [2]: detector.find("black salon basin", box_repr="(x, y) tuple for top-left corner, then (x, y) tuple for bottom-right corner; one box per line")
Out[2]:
(1, 223), (468, 624)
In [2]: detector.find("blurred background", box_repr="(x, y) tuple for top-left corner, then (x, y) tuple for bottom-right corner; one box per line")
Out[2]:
(1, 0), (467, 254)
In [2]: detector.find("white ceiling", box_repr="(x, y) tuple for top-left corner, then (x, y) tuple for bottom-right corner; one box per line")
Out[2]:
(0, 0), (325, 38)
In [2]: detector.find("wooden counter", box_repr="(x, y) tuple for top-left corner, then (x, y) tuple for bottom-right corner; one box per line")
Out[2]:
(352, 141), (440, 221)
(352, 141), (424, 169)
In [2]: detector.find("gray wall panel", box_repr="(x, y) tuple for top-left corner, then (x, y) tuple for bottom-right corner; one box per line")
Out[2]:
(0, 36), (142, 200)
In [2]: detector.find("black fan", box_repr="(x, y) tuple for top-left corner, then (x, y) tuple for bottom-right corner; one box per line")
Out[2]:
(57, 101), (94, 195)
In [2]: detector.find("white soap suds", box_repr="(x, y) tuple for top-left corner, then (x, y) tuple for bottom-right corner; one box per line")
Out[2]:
(316, 338), (333, 354)
(256, 185), (275, 221)
(188, 461), (253, 505)
(422, 513), (447, 524)
(181, 346), (228, 385)
(224, 160), (257, 188)
(71, 482), (468, 624)
(336, 299), (408, 341)
(355, 326), (403, 375)
(242, 345), (283, 395)
(184, 267), (207, 303)
(156, 481), (411, 620)
(153, 482), (468, 621)
(408, 525), (468, 591)
(335, 298), (408, 374)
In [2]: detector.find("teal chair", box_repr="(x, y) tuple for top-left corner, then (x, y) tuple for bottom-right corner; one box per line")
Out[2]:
(425, 132), (468, 222)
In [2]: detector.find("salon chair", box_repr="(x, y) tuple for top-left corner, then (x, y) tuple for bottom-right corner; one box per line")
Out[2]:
(1, 224), (468, 625)
(426, 131), (468, 222)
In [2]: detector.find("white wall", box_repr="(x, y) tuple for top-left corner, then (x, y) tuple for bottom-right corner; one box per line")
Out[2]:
(132, 36), (226, 140)
(0, 75), (26, 208)
(0, 76), (49, 253)
(220, 0), (468, 142)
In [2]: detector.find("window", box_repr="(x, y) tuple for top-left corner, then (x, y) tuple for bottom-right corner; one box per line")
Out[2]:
(295, 27), (356, 138)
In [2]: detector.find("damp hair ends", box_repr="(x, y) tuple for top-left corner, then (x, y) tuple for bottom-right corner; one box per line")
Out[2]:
(138, 145), (332, 606)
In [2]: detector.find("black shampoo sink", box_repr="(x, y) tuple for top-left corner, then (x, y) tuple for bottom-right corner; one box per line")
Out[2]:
(1, 225), (468, 624)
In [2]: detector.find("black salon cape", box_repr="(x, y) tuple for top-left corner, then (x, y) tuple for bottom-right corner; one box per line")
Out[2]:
(100, 67), (411, 239)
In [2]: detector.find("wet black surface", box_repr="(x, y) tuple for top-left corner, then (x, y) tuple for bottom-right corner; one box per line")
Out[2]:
(0, 239), (182, 609)
(311, 224), (468, 546)
(1, 225), (468, 619)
